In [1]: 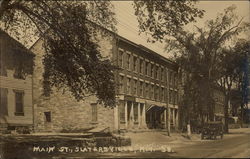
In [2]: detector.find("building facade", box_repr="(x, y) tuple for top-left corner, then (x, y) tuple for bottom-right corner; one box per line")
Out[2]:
(30, 30), (117, 132)
(213, 87), (225, 122)
(114, 37), (179, 131)
(30, 30), (179, 132)
(0, 30), (34, 131)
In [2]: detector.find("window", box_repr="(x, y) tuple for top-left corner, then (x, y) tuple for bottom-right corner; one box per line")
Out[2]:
(118, 50), (124, 68)
(44, 112), (51, 122)
(149, 85), (152, 99)
(0, 63), (7, 76)
(161, 68), (164, 81)
(158, 67), (161, 80)
(155, 86), (158, 101)
(174, 74), (178, 88)
(133, 56), (137, 72)
(174, 91), (178, 105)
(169, 90), (173, 104)
(91, 103), (98, 122)
(139, 81), (143, 97)
(165, 70), (168, 84)
(172, 73), (175, 86)
(161, 87), (164, 102)
(119, 75), (124, 94)
(127, 78), (131, 95)
(148, 63), (151, 76)
(15, 91), (24, 116)
(151, 84), (154, 99)
(0, 88), (8, 116)
(127, 53), (131, 70)
(151, 64), (154, 78)
(13, 66), (25, 79)
(133, 79), (137, 95)
(145, 83), (149, 98)
(169, 72), (174, 86)
(139, 59), (143, 74)
(165, 88), (168, 102)
(145, 62), (149, 76)
(155, 66), (158, 79)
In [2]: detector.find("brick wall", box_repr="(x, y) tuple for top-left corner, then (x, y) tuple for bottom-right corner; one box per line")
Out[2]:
(31, 31), (116, 132)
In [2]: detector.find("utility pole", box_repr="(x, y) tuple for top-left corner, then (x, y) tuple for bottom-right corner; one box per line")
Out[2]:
(166, 68), (171, 136)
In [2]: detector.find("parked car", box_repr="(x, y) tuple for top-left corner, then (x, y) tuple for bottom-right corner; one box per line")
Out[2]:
(201, 121), (224, 140)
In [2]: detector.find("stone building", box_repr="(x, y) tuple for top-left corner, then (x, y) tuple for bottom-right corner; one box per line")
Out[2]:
(0, 30), (34, 131)
(30, 30), (179, 132)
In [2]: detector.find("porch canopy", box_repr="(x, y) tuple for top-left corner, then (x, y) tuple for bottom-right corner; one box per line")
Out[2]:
(146, 104), (166, 112)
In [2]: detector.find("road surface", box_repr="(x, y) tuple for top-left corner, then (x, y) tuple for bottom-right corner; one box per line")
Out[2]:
(1, 131), (249, 158)
(170, 132), (250, 158)
(58, 131), (250, 158)
(92, 131), (250, 158)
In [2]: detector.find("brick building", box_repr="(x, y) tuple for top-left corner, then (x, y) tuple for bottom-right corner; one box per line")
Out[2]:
(114, 36), (179, 131)
(0, 30), (34, 131)
(30, 30), (179, 132)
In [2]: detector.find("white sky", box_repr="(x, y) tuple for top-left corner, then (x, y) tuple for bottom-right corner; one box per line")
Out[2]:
(5, 1), (249, 55)
(113, 1), (250, 58)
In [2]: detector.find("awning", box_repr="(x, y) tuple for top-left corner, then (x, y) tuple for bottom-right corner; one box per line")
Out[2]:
(146, 105), (166, 112)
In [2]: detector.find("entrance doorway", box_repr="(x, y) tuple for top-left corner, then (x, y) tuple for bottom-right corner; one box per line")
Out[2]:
(146, 106), (165, 129)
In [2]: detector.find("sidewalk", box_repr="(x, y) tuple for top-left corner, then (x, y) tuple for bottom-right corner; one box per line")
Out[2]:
(125, 130), (201, 152)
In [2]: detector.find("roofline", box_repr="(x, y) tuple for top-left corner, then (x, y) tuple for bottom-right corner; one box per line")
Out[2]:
(29, 29), (49, 51)
(116, 35), (177, 66)
(0, 29), (35, 57)
(28, 21), (177, 66)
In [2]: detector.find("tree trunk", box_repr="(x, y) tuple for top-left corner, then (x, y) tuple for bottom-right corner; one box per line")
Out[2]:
(240, 103), (244, 128)
(224, 92), (229, 133)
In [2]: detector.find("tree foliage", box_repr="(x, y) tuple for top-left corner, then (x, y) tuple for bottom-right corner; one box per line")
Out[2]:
(133, 0), (204, 42)
(135, 3), (249, 130)
(218, 39), (249, 127)
(0, 0), (118, 107)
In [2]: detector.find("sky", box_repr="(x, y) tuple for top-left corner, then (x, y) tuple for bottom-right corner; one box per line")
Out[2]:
(113, 1), (250, 58)
(4, 1), (249, 56)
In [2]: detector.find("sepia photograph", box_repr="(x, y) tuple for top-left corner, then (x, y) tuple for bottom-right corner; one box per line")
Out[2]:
(0, 0), (249, 158)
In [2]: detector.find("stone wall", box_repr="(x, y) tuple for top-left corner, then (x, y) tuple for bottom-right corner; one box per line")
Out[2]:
(31, 31), (116, 132)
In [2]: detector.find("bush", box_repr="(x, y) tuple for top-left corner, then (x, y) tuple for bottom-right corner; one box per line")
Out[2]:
(94, 136), (131, 147)
(15, 126), (31, 134)
(1, 129), (11, 134)
(60, 127), (94, 133)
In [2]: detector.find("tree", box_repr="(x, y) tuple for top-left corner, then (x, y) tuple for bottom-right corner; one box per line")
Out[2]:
(219, 40), (249, 130)
(133, 0), (205, 135)
(174, 7), (249, 133)
(133, 0), (204, 42)
(0, 1), (117, 107)
(134, 4), (249, 132)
